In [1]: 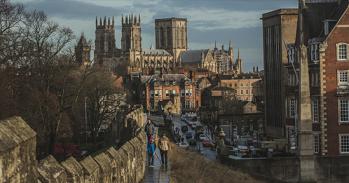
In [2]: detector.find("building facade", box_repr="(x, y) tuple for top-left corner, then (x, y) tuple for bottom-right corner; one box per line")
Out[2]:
(262, 9), (298, 138)
(141, 74), (197, 113)
(285, 1), (349, 156)
(93, 15), (183, 75)
(219, 73), (263, 102)
(155, 18), (188, 62)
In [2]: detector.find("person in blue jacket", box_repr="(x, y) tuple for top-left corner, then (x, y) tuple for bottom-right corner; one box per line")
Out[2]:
(147, 135), (155, 166)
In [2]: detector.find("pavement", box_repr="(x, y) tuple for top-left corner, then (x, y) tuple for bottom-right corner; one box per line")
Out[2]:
(142, 114), (217, 183)
(142, 148), (171, 183)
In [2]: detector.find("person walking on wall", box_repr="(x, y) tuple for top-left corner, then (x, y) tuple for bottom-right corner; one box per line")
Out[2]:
(159, 133), (170, 167)
(147, 134), (155, 166)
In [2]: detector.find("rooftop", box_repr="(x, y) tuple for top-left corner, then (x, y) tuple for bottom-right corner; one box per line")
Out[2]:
(261, 8), (298, 19)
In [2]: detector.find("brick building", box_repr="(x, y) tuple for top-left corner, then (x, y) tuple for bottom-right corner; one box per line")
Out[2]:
(140, 74), (196, 113)
(262, 0), (349, 156)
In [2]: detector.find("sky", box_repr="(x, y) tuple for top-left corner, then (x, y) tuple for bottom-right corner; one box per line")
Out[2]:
(14, 0), (297, 71)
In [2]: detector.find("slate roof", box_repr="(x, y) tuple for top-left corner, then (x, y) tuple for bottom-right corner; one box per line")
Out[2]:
(180, 50), (209, 64)
(296, 1), (349, 45)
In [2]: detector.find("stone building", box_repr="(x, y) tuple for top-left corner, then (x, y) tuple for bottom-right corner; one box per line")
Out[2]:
(285, 0), (349, 156)
(75, 33), (91, 66)
(179, 43), (242, 75)
(219, 72), (263, 102)
(262, 9), (299, 138)
(155, 18), (188, 62)
(93, 15), (183, 75)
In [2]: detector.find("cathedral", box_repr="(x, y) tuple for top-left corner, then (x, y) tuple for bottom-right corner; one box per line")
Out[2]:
(76, 15), (243, 75)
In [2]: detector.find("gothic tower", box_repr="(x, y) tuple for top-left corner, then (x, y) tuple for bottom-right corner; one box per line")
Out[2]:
(155, 18), (188, 62)
(75, 33), (91, 66)
(95, 16), (116, 64)
(228, 40), (234, 71)
(235, 48), (243, 74)
(121, 14), (142, 52)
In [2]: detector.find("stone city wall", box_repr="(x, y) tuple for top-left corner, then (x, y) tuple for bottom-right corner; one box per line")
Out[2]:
(0, 115), (147, 183)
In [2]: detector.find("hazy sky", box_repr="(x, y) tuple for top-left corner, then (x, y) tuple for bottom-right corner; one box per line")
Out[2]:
(15, 0), (297, 71)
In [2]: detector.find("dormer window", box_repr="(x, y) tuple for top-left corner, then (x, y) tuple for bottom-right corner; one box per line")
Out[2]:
(324, 19), (337, 36)
(308, 38), (321, 63)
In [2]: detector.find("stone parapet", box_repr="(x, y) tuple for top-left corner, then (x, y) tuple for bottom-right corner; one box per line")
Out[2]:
(0, 115), (147, 183)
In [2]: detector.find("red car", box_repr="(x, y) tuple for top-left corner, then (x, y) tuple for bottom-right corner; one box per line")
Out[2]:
(202, 140), (215, 148)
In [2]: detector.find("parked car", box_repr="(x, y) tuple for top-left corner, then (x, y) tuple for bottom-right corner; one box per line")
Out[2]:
(185, 132), (193, 139)
(199, 134), (209, 141)
(202, 140), (215, 148)
(179, 142), (189, 148)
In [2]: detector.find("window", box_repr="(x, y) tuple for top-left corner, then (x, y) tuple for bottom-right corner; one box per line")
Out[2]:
(339, 99), (349, 123)
(154, 90), (159, 97)
(312, 97), (319, 123)
(338, 70), (349, 86)
(314, 134), (320, 154)
(181, 90), (185, 97)
(337, 43), (348, 61)
(246, 90), (249, 95)
(310, 43), (319, 62)
(289, 98), (296, 118)
(240, 90), (243, 95)
(311, 72), (319, 87)
(340, 134), (349, 154)
(165, 90), (169, 97)
(287, 44), (296, 64)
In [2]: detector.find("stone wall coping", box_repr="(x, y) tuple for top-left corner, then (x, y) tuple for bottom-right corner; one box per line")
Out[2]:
(0, 116), (36, 153)
(93, 152), (112, 173)
(79, 156), (99, 175)
(37, 155), (66, 181)
(61, 156), (84, 177)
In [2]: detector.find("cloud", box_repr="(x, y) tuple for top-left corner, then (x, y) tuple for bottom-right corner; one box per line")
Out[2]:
(177, 8), (263, 30)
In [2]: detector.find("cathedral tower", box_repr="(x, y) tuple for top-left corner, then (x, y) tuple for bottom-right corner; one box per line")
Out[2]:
(121, 14), (142, 52)
(228, 40), (234, 71)
(155, 18), (188, 62)
(75, 33), (91, 66)
(236, 48), (243, 74)
(95, 16), (116, 64)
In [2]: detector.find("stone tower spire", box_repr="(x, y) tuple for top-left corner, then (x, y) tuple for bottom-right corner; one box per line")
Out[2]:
(228, 40), (234, 71)
(121, 13), (142, 52)
(76, 32), (91, 66)
(95, 16), (116, 65)
(297, 0), (315, 182)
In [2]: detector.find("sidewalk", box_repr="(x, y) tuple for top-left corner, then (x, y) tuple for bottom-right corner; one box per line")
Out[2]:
(143, 148), (171, 183)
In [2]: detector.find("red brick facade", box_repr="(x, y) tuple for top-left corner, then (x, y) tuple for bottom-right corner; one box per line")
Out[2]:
(323, 6), (349, 156)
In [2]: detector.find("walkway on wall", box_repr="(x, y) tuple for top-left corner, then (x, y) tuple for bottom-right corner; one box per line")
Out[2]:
(142, 148), (171, 183)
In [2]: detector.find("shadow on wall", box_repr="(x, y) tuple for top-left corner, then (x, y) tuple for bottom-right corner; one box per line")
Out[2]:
(0, 116), (147, 183)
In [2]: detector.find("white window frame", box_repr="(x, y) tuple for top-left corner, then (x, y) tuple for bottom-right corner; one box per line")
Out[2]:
(339, 134), (349, 154)
(312, 97), (319, 123)
(310, 43), (319, 62)
(337, 43), (349, 61)
(337, 70), (349, 86)
(339, 99), (349, 123)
